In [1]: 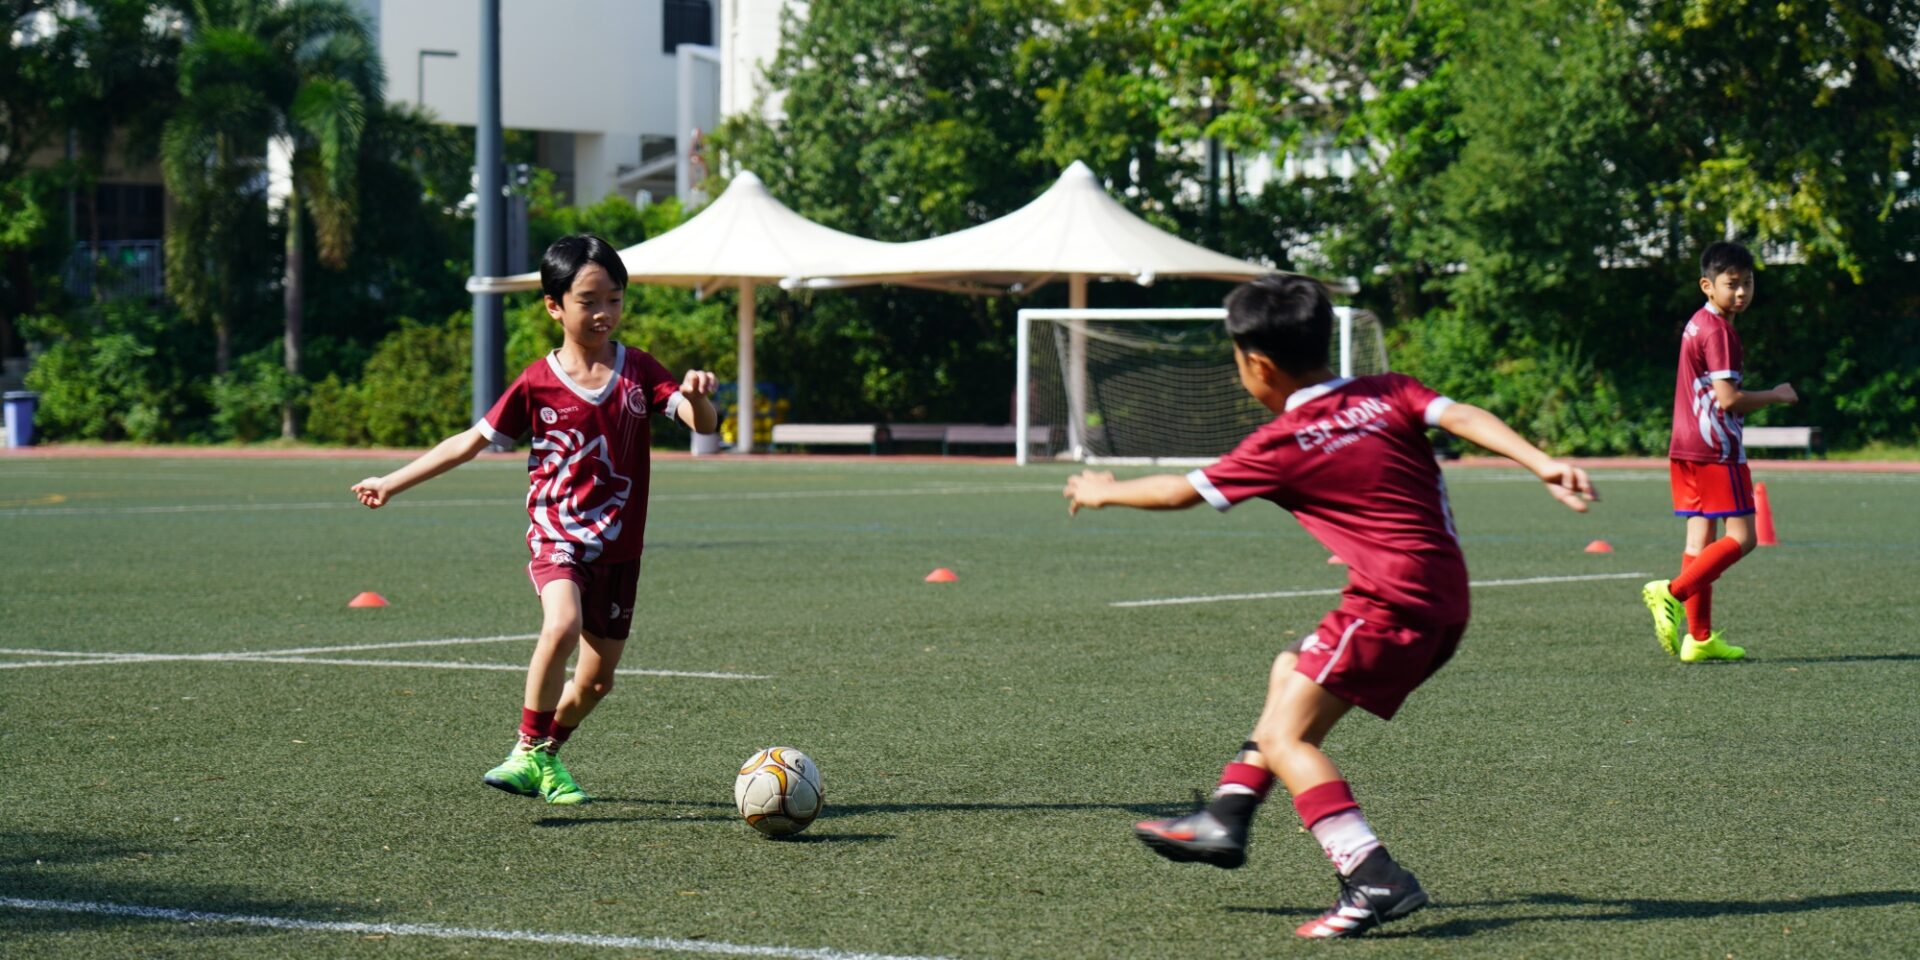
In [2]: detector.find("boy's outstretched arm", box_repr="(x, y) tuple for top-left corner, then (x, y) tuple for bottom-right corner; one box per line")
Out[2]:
(351, 426), (494, 509)
(1711, 379), (1797, 416)
(1436, 403), (1598, 512)
(1064, 470), (1203, 516)
(675, 369), (720, 434)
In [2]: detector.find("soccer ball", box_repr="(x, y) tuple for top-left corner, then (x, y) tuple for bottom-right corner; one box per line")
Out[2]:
(733, 746), (824, 838)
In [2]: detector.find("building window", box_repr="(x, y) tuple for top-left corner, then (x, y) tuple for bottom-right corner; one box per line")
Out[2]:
(79, 183), (166, 242)
(663, 0), (712, 53)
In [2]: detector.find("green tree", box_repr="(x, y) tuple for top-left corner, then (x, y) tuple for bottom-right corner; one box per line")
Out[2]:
(161, 0), (380, 441)
(714, 0), (1064, 422)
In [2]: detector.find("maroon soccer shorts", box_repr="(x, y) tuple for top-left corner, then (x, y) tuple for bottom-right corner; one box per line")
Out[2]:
(1669, 459), (1756, 518)
(1289, 607), (1466, 720)
(526, 555), (641, 641)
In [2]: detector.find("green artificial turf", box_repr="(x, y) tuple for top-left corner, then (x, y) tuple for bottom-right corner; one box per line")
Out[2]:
(2, 456), (1916, 958)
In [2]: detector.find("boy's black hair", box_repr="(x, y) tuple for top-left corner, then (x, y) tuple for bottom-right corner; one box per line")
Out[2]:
(540, 234), (628, 301)
(1699, 241), (1755, 280)
(1223, 274), (1333, 374)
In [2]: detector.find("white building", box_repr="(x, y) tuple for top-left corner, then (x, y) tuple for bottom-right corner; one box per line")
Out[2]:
(358, 0), (729, 207)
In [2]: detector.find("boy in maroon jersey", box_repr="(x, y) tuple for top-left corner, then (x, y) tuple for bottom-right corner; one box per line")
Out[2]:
(1063, 275), (1595, 938)
(351, 235), (718, 804)
(1640, 241), (1797, 662)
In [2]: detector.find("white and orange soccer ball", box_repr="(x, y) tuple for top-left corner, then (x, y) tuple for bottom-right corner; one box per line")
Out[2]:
(733, 747), (824, 838)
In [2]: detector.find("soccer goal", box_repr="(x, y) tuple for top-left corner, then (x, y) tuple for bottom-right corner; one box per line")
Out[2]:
(1015, 306), (1388, 466)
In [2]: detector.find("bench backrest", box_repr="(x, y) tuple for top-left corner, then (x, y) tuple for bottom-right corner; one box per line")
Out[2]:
(770, 423), (884, 444)
(1743, 426), (1819, 447)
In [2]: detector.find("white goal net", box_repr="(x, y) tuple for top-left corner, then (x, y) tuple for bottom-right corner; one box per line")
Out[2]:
(1015, 307), (1389, 465)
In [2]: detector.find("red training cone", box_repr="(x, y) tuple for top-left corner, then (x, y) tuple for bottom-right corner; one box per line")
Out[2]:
(1584, 539), (1613, 554)
(1755, 482), (1778, 547)
(1327, 555), (1346, 565)
(923, 568), (959, 583)
(348, 591), (389, 608)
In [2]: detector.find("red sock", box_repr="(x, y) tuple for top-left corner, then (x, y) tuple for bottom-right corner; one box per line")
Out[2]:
(519, 708), (555, 741)
(1670, 536), (1743, 602)
(1681, 552), (1713, 640)
(1292, 780), (1361, 828)
(551, 723), (577, 748)
(1215, 761), (1274, 800)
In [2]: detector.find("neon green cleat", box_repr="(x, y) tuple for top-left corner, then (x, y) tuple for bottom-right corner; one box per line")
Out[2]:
(539, 750), (590, 805)
(1640, 580), (1684, 657)
(1680, 631), (1746, 663)
(483, 742), (545, 797)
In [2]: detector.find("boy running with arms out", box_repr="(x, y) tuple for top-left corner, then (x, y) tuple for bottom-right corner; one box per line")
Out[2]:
(1641, 241), (1796, 662)
(352, 235), (719, 804)
(1063, 275), (1595, 938)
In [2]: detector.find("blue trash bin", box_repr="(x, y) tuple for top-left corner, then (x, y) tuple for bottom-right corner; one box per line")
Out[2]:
(4, 390), (38, 447)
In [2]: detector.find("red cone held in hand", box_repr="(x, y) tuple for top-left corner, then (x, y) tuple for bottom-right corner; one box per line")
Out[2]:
(1584, 540), (1613, 554)
(348, 591), (389, 608)
(924, 568), (959, 583)
(1755, 482), (1778, 547)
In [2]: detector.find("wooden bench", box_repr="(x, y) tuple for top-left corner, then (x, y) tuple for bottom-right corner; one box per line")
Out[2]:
(942, 424), (1053, 456)
(1744, 425), (1823, 458)
(883, 423), (954, 445)
(768, 423), (887, 454)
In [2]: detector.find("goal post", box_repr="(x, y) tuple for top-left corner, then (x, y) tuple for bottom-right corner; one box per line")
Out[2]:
(1015, 306), (1388, 466)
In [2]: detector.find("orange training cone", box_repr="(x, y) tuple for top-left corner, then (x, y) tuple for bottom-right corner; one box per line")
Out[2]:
(924, 568), (959, 583)
(1327, 555), (1346, 565)
(1755, 482), (1778, 547)
(348, 591), (389, 608)
(1584, 539), (1614, 554)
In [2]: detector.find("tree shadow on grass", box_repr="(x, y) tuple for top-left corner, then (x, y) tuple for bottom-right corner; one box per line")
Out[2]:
(1, 830), (373, 941)
(532, 796), (1192, 829)
(1765, 653), (1920, 664)
(1226, 889), (1920, 937)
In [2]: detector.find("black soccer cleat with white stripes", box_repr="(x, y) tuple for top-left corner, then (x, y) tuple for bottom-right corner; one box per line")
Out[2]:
(1294, 849), (1428, 939)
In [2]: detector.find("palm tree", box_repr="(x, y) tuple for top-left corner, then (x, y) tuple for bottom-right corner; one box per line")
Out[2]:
(162, 0), (378, 438)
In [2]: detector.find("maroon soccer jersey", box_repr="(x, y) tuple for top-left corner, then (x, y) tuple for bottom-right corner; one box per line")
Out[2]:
(1187, 374), (1469, 628)
(1669, 303), (1746, 464)
(477, 344), (683, 566)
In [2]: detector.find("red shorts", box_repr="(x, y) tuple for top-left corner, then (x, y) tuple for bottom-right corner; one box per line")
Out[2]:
(1289, 608), (1465, 720)
(527, 554), (641, 641)
(1670, 459), (1755, 518)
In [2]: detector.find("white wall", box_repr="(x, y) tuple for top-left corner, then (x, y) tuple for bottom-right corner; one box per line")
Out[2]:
(720, 0), (794, 122)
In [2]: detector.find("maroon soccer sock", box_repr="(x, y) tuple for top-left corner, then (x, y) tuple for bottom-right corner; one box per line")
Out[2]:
(1681, 552), (1713, 640)
(1293, 780), (1383, 876)
(519, 708), (555, 745)
(551, 723), (577, 750)
(1670, 536), (1743, 601)
(1205, 746), (1274, 830)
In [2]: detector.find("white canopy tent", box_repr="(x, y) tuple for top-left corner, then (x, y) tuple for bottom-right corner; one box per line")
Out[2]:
(786, 160), (1273, 455)
(786, 160), (1270, 304)
(467, 170), (899, 452)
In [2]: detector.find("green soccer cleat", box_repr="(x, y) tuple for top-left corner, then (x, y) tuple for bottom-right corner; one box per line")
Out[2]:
(539, 750), (590, 805)
(482, 742), (545, 797)
(1680, 631), (1746, 663)
(1640, 580), (1684, 657)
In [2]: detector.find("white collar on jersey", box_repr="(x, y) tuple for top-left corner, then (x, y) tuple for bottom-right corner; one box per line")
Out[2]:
(1284, 376), (1353, 412)
(544, 343), (626, 405)
(1703, 301), (1724, 317)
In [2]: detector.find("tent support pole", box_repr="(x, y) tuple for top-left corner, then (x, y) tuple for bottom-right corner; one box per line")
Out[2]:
(1066, 274), (1089, 460)
(737, 280), (756, 454)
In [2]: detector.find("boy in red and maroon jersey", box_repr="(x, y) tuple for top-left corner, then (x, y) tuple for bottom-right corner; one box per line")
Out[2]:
(1641, 242), (1797, 663)
(1063, 275), (1595, 939)
(352, 235), (719, 804)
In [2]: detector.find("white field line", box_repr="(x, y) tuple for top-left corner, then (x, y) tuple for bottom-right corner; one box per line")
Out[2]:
(0, 483), (1060, 518)
(0, 896), (952, 960)
(1112, 571), (1650, 608)
(0, 634), (767, 680)
(222, 655), (771, 680)
(222, 633), (537, 658)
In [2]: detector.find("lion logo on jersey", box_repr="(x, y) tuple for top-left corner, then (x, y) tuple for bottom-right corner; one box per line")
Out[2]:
(527, 429), (633, 562)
